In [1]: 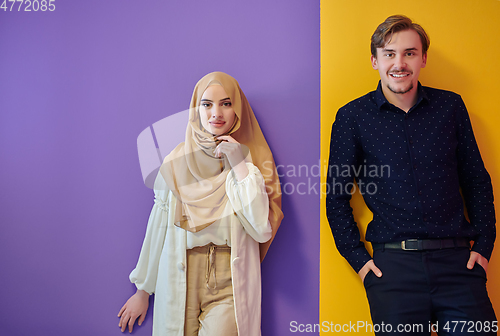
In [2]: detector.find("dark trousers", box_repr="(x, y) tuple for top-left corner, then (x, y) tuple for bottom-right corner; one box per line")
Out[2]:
(363, 247), (497, 335)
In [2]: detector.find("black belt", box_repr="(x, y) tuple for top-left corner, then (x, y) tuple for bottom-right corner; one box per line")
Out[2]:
(372, 238), (470, 251)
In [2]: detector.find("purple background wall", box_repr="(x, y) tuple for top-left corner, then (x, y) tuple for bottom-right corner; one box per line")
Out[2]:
(0, 1), (319, 335)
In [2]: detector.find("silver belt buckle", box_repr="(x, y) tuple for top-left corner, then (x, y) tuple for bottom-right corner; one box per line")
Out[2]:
(401, 239), (419, 251)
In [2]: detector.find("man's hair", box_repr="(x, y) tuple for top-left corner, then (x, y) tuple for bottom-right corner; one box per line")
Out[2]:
(370, 15), (430, 57)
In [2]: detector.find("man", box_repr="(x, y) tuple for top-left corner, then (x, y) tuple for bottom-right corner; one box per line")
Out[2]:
(326, 15), (497, 335)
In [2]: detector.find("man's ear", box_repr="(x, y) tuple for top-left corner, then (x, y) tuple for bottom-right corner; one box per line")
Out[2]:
(371, 55), (378, 70)
(421, 53), (427, 68)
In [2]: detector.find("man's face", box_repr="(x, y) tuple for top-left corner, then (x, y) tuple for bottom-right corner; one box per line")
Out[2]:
(371, 29), (427, 97)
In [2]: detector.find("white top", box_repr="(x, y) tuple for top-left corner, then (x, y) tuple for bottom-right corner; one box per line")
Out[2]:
(187, 217), (232, 248)
(187, 164), (271, 248)
(130, 162), (272, 294)
(128, 162), (271, 336)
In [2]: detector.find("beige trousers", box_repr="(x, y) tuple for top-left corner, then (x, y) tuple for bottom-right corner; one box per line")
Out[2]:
(184, 244), (238, 336)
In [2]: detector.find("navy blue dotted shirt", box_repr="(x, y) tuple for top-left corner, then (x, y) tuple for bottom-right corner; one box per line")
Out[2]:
(326, 82), (496, 272)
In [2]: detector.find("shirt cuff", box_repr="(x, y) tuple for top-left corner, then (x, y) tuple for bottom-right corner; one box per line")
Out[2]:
(471, 235), (495, 261)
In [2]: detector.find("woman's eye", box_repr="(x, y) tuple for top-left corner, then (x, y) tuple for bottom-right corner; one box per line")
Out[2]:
(201, 103), (211, 108)
(223, 102), (232, 107)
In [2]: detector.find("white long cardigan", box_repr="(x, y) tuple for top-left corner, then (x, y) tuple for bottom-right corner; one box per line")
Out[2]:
(129, 163), (272, 336)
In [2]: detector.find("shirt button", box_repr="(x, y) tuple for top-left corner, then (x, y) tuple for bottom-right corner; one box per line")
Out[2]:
(418, 190), (422, 195)
(409, 139), (414, 144)
(413, 164), (417, 169)
(177, 262), (185, 271)
(423, 217), (428, 222)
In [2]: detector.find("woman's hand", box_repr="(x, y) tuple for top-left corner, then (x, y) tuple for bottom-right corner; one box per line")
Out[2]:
(118, 289), (149, 333)
(214, 135), (249, 181)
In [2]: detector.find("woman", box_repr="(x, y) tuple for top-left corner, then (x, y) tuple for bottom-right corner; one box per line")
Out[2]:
(118, 72), (283, 336)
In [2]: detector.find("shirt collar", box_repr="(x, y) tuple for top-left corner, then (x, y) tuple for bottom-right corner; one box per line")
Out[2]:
(374, 81), (430, 111)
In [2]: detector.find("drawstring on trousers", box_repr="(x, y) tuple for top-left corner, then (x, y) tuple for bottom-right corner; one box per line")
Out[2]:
(206, 245), (217, 290)
(204, 244), (231, 291)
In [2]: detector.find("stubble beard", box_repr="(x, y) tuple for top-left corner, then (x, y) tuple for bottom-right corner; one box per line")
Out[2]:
(387, 82), (414, 95)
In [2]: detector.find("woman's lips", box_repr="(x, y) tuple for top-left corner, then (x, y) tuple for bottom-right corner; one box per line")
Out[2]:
(210, 121), (226, 127)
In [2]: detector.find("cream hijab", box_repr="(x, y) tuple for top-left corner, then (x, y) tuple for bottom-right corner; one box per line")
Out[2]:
(160, 72), (283, 260)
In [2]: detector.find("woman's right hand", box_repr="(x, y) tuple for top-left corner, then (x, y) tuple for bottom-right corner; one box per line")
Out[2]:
(214, 135), (249, 181)
(118, 289), (149, 333)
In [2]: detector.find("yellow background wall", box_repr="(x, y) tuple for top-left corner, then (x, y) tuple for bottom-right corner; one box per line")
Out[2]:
(320, 0), (500, 334)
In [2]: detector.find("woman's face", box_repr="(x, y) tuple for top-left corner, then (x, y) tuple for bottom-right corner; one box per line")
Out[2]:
(199, 85), (236, 136)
